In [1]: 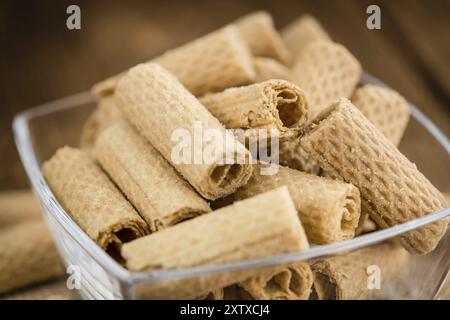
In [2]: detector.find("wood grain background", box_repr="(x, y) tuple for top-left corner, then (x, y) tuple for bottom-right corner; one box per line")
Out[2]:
(0, 0), (449, 190)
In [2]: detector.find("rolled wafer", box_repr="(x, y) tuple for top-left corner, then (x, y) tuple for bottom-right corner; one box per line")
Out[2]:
(230, 262), (313, 300)
(229, 164), (361, 244)
(279, 138), (322, 175)
(311, 241), (409, 300)
(116, 63), (253, 200)
(234, 11), (291, 64)
(42, 147), (149, 257)
(122, 186), (309, 271)
(300, 98), (449, 254)
(292, 40), (362, 120)
(0, 190), (41, 228)
(281, 14), (331, 59)
(197, 289), (224, 300)
(351, 84), (410, 146)
(79, 95), (123, 150)
(92, 26), (255, 98)
(254, 57), (295, 83)
(94, 122), (211, 232)
(0, 220), (64, 294)
(199, 79), (309, 141)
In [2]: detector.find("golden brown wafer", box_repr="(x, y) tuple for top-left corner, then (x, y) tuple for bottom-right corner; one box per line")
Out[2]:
(292, 40), (362, 120)
(311, 241), (409, 300)
(254, 57), (295, 82)
(122, 187), (309, 271)
(279, 137), (322, 175)
(0, 190), (41, 228)
(42, 147), (149, 257)
(234, 11), (291, 64)
(234, 262), (313, 300)
(0, 220), (64, 294)
(94, 122), (211, 232)
(229, 164), (361, 244)
(92, 26), (255, 98)
(79, 96), (123, 151)
(281, 14), (331, 59)
(116, 63), (253, 200)
(199, 79), (309, 141)
(300, 98), (448, 254)
(351, 84), (410, 146)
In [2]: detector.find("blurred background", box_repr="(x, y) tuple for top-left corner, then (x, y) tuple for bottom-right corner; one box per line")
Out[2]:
(0, 0), (449, 299)
(0, 0), (449, 190)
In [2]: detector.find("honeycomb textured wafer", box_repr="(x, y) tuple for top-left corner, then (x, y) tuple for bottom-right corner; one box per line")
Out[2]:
(351, 84), (410, 146)
(279, 137), (322, 174)
(234, 11), (291, 64)
(254, 57), (295, 82)
(281, 14), (331, 59)
(122, 187), (309, 271)
(42, 147), (149, 254)
(312, 241), (409, 300)
(94, 122), (211, 232)
(79, 96), (123, 151)
(116, 63), (253, 200)
(0, 190), (41, 228)
(233, 262), (313, 300)
(93, 26), (255, 98)
(199, 79), (309, 140)
(292, 40), (362, 119)
(0, 221), (64, 294)
(300, 98), (448, 254)
(230, 164), (361, 244)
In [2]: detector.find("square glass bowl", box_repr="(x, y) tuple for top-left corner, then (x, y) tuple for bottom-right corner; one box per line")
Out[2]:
(13, 73), (450, 300)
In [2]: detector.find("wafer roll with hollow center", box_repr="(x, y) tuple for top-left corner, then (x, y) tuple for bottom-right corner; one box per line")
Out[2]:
(122, 187), (309, 271)
(0, 190), (41, 228)
(279, 138), (322, 175)
(229, 164), (361, 244)
(225, 262), (313, 300)
(199, 79), (309, 141)
(42, 147), (149, 257)
(116, 63), (253, 200)
(292, 40), (362, 120)
(234, 11), (291, 64)
(93, 26), (255, 98)
(80, 95), (123, 150)
(312, 241), (409, 300)
(351, 84), (410, 146)
(300, 98), (448, 254)
(254, 57), (295, 83)
(0, 220), (64, 294)
(94, 122), (211, 232)
(281, 14), (331, 60)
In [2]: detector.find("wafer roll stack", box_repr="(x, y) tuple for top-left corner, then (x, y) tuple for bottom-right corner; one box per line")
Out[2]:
(225, 262), (313, 300)
(0, 220), (64, 294)
(93, 26), (255, 98)
(229, 164), (361, 244)
(116, 63), (253, 200)
(122, 187), (309, 271)
(199, 79), (309, 141)
(300, 98), (449, 254)
(80, 95), (123, 150)
(234, 11), (291, 64)
(312, 241), (409, 300)
(0, 190), (41, 228)
(254, 57), (295, 82)
(351, 84), (410, 146)
(94, 122), (211, 232)
(279, 138), (322, 174)
(292, 40), (362, 120)
(281, 14), (331, 59)
(42, 147), (149, 257)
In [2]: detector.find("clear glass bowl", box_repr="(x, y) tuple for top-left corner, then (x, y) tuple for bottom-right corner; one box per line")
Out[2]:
(13, 73), (450, 300)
